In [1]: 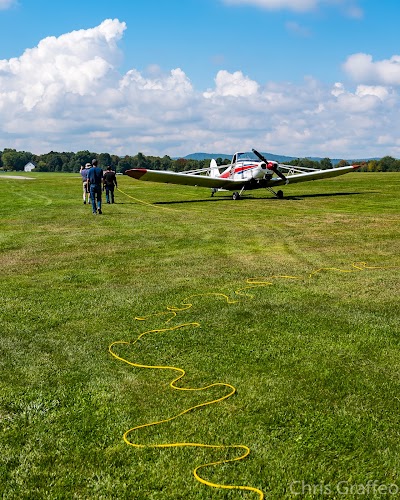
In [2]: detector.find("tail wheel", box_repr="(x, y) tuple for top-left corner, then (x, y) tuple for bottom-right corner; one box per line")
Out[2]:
(277, 190), (284, 199)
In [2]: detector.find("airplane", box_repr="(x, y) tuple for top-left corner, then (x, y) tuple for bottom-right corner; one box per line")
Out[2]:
(124, 149), (361, 200)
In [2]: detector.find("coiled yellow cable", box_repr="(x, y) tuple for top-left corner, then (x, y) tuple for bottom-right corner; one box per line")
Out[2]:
(109, 262), (397, 498)
(109, 321), (264, 499)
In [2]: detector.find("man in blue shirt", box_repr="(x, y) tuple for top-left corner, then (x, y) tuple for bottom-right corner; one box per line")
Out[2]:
(87, 159), (103, 214)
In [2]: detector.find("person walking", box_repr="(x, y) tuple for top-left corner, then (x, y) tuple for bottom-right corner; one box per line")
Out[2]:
(103, 166), (118, 204)
(87, 159), (103, 214)
(80, 163), (91, 204)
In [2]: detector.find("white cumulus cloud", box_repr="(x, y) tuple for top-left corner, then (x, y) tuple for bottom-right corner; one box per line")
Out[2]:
(1, 18), (400, 159)
(343, 53), (400, 86)
(203, 70), (259, 98)
(0, 19), (126, 112)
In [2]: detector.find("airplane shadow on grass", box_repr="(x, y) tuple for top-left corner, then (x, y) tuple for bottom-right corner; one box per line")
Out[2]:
(153, 191), (372, 205)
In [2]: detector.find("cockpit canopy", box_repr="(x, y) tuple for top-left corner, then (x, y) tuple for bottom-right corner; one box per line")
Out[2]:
(232, 151), (260, 164)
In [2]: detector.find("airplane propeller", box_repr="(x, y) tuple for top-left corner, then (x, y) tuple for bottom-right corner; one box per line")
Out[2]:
(252, 149), (288, 183)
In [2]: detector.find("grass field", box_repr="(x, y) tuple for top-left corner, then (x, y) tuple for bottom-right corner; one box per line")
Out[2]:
(1, 171), (399, 499)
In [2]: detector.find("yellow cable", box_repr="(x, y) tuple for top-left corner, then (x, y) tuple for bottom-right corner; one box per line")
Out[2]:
(110, 262), (397, 498)
(308, 261), (396, 278)
(135, 292), (238, 323)
(109, 323), (264, 499)
(235, 262), (398, 297)
(235, 275), (302, 298)
(116, 187), (177, 211)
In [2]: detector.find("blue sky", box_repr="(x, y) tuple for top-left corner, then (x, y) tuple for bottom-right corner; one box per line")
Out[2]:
(1, 0), (400, 159)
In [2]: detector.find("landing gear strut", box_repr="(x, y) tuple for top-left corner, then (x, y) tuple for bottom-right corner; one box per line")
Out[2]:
(267, 187), (284, 199)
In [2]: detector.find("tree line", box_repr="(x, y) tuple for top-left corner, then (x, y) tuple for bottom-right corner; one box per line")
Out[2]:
(1, 148), (399, 173)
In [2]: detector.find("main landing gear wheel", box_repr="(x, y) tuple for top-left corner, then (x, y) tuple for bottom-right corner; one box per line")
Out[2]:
(277, 190), (284, 199)
(232, 192), (241, 200)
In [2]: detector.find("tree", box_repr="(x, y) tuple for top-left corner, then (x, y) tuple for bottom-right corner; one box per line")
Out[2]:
(161, 155), (172, 171)
(75, 150), (93, 169)
(98, 153), (113, 169)
(296, 158), (320, 169)
(136, 152), (150, 169)
(366, 160), (378, 172)
(153, 158), (161, 170)
(48, 154), (63, 172)
(118, 156), (136, 174)
(35, 160), (49, 172)
(378, 156), (397, 172)
(320, 157), (332, 169)
(174, 158), (187, 171)
(111, 155), (120, 171)
(2, 149), (32, 171)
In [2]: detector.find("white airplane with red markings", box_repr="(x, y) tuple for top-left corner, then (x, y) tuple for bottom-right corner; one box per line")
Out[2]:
(125, 149), (360, 200)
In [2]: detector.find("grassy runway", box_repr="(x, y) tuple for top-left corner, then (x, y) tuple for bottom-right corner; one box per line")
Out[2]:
(1, 171), (399, 499)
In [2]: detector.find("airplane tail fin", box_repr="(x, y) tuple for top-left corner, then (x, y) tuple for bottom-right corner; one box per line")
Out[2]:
(209, 159), (220, 178)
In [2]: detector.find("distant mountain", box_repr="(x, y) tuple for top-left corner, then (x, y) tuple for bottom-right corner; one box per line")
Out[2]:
(182, 152), (231, 161)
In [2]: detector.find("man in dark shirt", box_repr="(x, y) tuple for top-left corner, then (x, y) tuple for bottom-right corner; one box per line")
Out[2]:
(103, 166), (118, 204)
(87, 159), (103, 214)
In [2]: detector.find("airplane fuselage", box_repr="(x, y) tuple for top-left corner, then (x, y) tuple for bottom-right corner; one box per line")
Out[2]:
(217, 154), (282, 186)
(219, 161), (267, 181)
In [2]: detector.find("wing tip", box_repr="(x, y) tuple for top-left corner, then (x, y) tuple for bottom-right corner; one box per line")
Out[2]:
(125, 168), (147, 179)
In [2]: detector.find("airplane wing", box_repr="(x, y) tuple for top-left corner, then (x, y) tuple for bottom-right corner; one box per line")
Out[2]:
(126, 164), (360, 189)
(272, 164), (361, 186)
(124, 168), (245, 189)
